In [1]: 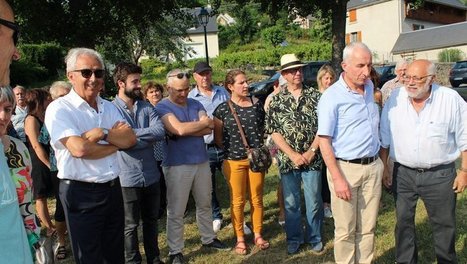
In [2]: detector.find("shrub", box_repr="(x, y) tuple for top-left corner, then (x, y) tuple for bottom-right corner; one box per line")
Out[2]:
(261, 26), (286, 47)
(438, 49), (465, 62)
(19, 43), (65, 78)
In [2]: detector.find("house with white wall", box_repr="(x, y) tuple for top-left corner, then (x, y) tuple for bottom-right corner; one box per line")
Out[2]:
(182, 7), (220, 62)
(346, 0), (467, 63)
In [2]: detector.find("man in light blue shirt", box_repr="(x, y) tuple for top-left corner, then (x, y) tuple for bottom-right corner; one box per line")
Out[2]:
(317, 42), (382, 264)
(112, 62), (166, 264)
(380, 59), (467, 263)
(188, 61), (230, 233)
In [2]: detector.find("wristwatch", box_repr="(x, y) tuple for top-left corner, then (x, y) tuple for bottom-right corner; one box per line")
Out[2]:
(310, 147), (317, 153)
(102, 128), (109, 141)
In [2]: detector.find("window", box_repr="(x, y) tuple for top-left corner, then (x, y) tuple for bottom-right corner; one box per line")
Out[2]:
(349, 9), (357, 22)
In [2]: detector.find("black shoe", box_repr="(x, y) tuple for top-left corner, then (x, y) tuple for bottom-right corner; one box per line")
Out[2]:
(202, 238), (229, 251)
(167, 253), (184, 264)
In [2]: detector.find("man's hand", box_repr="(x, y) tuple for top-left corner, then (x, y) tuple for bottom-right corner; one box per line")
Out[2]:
(113, 121), (131, 129)
(301, 150), (316, 165)
(200, 115), (214, 129)
(81, 128), (104, 143)
(290, 151), (308, 168)
(382, 165), (392, 189)
(453, 170), (467, 193)
(333, 176), (352, 201)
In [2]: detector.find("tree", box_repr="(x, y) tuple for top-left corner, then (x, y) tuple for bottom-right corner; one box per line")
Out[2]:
(261, 25), (286, 47)
(11, 0), (197, 64)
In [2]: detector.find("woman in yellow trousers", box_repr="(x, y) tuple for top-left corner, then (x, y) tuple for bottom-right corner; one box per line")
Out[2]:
(213, 69), (269, 255)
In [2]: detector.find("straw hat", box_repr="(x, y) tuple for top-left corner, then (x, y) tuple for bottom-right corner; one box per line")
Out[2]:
(280, 54), (306, 71)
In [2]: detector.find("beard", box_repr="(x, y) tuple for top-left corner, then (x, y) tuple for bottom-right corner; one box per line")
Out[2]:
(124, 88), (143, 100)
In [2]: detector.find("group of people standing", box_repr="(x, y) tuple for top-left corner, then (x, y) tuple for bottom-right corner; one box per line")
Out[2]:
(1, 1), (466, 263)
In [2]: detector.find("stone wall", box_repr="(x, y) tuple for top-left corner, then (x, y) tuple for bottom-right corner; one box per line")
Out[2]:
(435, 62), (454, 87)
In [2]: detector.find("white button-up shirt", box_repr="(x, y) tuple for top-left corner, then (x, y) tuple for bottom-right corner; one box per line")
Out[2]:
(380, 84), (467, 169)
(44, 89), (125, 182)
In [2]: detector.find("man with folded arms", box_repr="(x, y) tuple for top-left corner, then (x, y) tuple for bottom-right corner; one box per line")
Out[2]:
(155, 69), (227, 264)
(112, 62), (166, 264)
(45, 48), (136, 264)
(318, 42), (382, 264)
(380, 59), (467, 263)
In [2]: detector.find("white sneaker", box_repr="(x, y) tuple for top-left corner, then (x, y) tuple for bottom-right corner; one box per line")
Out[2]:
(213, 219), (223, 233)
(324, 207), (333, 218)
(243, 222), (252, 235)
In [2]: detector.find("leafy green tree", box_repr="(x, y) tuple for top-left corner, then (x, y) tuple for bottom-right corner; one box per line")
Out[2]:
(232, 5), (259, 44)
(11, 0), (197, 64)
(438, 49), (465, 62)
(261, 25), (286, 47)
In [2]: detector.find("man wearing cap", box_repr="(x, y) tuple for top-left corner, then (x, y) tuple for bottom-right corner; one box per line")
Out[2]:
(188, 61), (230, 233)
(266, 54), (323, 255)
(317, 42), (382, 264)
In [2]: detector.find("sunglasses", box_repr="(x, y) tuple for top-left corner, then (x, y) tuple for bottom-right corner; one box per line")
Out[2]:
(0, 18), (20, 46)
(168, 72), (190, 79)
(71, 69), (105, 79)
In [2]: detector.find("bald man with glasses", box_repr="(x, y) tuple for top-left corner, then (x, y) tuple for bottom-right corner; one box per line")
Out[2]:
(155, 69), (227, 264)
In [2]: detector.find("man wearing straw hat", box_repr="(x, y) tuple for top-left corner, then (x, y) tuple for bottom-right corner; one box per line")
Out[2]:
(266, 54), (323, 255)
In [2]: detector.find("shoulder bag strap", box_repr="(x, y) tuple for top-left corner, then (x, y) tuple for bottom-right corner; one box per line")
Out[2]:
(227, 100), (250, 151)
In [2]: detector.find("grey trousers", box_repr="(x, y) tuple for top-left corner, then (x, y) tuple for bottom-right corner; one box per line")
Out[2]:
(163, 162), (216, 255)
(394, 162), (457, 264)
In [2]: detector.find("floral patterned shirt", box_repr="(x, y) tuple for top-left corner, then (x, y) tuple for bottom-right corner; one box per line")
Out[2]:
(266, 85), (322, 173)
(5, 136), (41, 240)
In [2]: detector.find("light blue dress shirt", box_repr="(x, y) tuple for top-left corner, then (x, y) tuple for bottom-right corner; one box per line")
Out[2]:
(188, 85), (230, 144)
(317, 74), (380, 160)
(380, 84), (467, 169)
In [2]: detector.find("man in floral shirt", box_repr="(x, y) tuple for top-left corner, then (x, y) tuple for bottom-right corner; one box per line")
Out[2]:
(266, 54), (323, 255)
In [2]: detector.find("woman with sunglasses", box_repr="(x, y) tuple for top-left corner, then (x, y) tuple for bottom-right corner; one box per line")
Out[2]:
(1, 86), (37, 263)
(213, 69), (269, 255)
(24, 89), (55, 238)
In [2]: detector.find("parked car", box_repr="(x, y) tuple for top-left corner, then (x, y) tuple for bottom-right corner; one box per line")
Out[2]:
(374, 64), (396, 88)
(249, 61), (329, 103)
(449, 60), (467, 88)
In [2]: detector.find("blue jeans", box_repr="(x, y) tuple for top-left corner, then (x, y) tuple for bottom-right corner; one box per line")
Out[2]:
(207, 145), (224, 220)
(281, 168), (323, 247)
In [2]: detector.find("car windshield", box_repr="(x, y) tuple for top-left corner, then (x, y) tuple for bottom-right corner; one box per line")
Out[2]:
(375, 67), (385, 75)
(453, 62), (467, 69)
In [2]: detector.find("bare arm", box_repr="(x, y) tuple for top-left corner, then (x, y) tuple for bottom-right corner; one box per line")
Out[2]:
(379, 147), (391, 188)
(24, 116), (50, 168)
(271, 132), (307, 167)
(60, 136), (119, 159)
(302, 135), (320, 165)
(213, 117), (224, 149)
(453, 150), (467, 193)
(319, 135), (352, 200)
(161, 113), (213, 137)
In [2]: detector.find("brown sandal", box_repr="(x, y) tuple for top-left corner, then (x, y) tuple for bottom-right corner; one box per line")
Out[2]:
(234, 241), (248, 255)
(254, 236), (270, 250)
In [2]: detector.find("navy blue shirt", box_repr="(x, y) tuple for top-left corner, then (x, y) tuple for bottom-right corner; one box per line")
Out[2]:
(113, 97), (166, 187)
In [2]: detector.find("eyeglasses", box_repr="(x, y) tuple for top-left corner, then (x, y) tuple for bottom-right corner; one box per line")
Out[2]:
(0, 18), (20, 46)
(71, 69), (105, 79)
(283, 67), (302, 75)
(168, 72), (190, 79)
(403, 74), (433, 83)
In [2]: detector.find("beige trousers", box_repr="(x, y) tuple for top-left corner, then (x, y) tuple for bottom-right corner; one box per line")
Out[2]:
(327, 158), (383, 264)
(163, 162), (216, 255)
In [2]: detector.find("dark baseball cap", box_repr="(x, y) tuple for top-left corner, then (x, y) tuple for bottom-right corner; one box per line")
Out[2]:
(193, 61), (212, 74)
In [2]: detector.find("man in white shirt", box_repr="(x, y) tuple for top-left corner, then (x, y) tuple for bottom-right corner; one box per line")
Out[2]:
(11, 85), (27, 142)
(380, 59), (467, 264)
(45, 48), (136, 264)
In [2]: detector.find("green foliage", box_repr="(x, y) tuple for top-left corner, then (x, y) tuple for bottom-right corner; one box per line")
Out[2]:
(10, 60), (48, 87)
(438, 49), (465, 62)
(232, 6), (259, 44)
(218, 24), (239, 50)
(18, 43), (65, 77)
(261, 26), (286, 47)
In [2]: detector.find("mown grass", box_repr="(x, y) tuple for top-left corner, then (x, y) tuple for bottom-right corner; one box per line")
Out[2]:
(52, 164), (466, 263)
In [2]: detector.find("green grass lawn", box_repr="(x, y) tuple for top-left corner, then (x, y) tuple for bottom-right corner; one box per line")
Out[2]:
(53, 164), (466, 263)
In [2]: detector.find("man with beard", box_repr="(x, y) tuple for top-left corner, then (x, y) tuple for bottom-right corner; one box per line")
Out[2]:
(112, 62), (166, 264)
(380, 59), (467, 263)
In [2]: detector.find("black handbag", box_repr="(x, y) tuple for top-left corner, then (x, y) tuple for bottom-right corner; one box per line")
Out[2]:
(227, 101), (272, 172)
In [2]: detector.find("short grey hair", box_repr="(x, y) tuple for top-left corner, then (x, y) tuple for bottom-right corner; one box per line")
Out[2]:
(49, 81), (71, 99)
(65, 48), (105, 73)
(0, 86), (16, 108)
(342, 42), (372, 62)
(395, 60), (408, 70)
(166, 69), (188, 87)
(426, 61), (436, 75)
